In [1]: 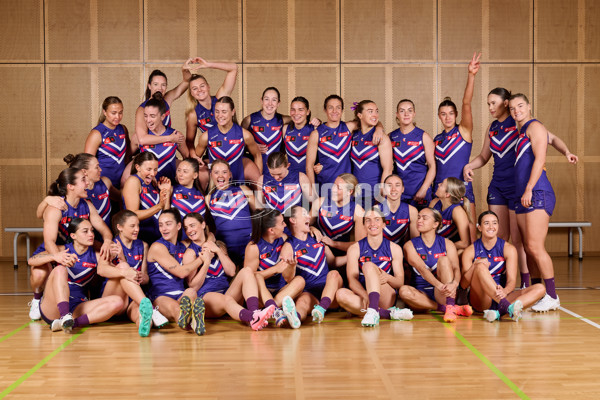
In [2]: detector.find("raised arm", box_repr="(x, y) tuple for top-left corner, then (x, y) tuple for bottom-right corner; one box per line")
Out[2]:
(458, 52), (481, 143)
(163, 58), (195, 105)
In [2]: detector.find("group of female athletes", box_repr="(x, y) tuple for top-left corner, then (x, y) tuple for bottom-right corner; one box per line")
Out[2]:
(26, 52), (578, 336)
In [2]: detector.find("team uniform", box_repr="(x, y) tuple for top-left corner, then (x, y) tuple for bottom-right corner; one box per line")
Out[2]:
(140, 99), (171, 127)
(514, 119), (556, 215)
(283, 123), (313, 176)
(187, 241), (229, 296)
(351, 127), (381, 205)
(171, 185), (206, 218)
(208, 186), (252, 263)
(93, 123), (127, 188)
(318, 198), (356, 242)
(147, 238), (187, 301)
(139, 127), (178, 181)
(389, 127), (431, 206)
(131, 175), (161, 244)
(256, 237), (286, 294)
(287, 234), (329, 298)
(433, 125), (474, 203)
(357, 238), (393, 286)
(206, 124), (246, 183)
(432, 202), (460, 242)
(473, 238), (507, 286)
(379, 201), (411, 245)
(487, 116), (519, 208)
(99, 235), (146, 297)
(262, 170), (303, 214)
(87, 180), (111, 225)
(248, 111), (284, 172)
(410, 235), (447, 301)
(195, 97), (217, 133)
(315, 122), (352, 188)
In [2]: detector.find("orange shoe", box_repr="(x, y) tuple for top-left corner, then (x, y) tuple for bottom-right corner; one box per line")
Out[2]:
(443, 305), (457, 322)
(455, 304), (473, 317)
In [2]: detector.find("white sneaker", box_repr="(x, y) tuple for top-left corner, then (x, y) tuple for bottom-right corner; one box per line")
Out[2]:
(152, 307), (169, 328)
(282, 296), (301, 329)
(361, 308), (380, 327)
(50, 313), (74, 333)
(531, 294), (560, 312)
(389, 307), (413, 321)
(483, 309), (500, 322)
(28, 298), (41, 320)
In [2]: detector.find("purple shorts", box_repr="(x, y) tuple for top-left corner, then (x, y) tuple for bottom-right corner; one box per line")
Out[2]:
(514, 190), (555, 216)
(487, 181), (516, 209)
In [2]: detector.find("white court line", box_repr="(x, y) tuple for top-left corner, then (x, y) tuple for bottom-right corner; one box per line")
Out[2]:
(559, 306), (600, 330)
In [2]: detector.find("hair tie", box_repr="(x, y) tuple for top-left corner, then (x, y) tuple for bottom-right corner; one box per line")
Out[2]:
(350, 101), (358, 111)
(461, 197), (464, 201)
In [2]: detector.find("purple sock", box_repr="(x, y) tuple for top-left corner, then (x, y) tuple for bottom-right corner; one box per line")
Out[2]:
(319, 297), (332, 310)
(436, 303), (446, 312)
(368, 292), (380, 310)
(379, 308), (391, 319)
(531, 277), (542, 285)
(498, 298), (511, 316)
(297, 312), (302, 320)
(521, 273), (531, 288)
(446, 297), (455, 306)
(239, 309), (253, 323)
(73, 314), (89, 327)
(544, 278), (557, 299)
(265, 299), (277, 309)
(246, 296), (259, 312)
(33, 292), (43, 300)
(57, 301), (69, 317)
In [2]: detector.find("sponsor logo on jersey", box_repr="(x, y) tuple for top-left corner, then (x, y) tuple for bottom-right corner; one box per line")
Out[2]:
(209, 141), (222, 147)
(82, 262), (96, 268)
(360, 256), (371, 263)
(284, 185), (298, 191)
(286, 136), (295, 142)
(229, 139), (242, 145)
(339, 215), (352, 222)
(295, 248), (308, 257)
(320, 136), (332, 143)
(98, 193), (109, 200)
(434, 252), (446, 259)
(260, 252), (271, 260)
(103, 137), (115, 144)
(339, 131), (350, 137)
(493, 256), (505, 262)
(490, 130), (499, 137)
(378, 256), (391, 261)
(420, 253), (427, 260)
(134, 254), (143, 260)
(407, 141), (420, 146)
(253, 126), (265, 133)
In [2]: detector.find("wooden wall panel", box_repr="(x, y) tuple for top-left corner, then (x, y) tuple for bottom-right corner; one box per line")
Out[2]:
(0, 66), (44, 159)
(46, 0), (91, 61)
(585, 0), (600, 60)
(294, 66), (339, 122)
(439, 0), (482, 62)
(583, 66), (600, 156)
(535, 66), (578, 156)
(342, 0), (386, 61)
(584, 163), (600, 252)
(47, 66), (92, 161)
(98, 0), (142, 61)
(488, 0), (531, 62)
(392, 0), (435, 61)
(244, 66), (291, 119)
(295, 0), (338, 62)
(0, 0), (42, 62)
(341, 66), (387, 127)
(146, 0), (189, 61)
(391, 66), (436, 137)
(487, 65), (532, 98)
(245, 0), (288, 62)
(546, 162), (578, 252)
(535, 0), (578, 61)
(194, 0), (241, 61)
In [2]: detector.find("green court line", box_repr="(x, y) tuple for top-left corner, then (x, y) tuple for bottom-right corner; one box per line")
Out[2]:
(0, 327), (88, 399)
(433, 314), (530, 400)
(0, 322), (32, 344)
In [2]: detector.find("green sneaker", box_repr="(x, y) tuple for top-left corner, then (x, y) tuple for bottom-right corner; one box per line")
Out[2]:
(508, 300), (523, 322)
(178, 296), (192, 330)
(483, 309), (500, 322)
(311, 304), (326, 323)
(191, 297), (206, 336)
(138, 298), (153, 337)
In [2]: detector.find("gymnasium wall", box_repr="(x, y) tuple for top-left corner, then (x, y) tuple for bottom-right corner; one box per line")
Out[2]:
(0, 0), (599, 259)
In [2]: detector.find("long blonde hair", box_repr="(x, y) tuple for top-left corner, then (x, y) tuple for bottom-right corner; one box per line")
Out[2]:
(445, 177), (471, 222)
(185, 74), (209, 118)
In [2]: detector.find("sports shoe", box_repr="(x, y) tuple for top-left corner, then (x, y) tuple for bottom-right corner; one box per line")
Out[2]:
(483, 309), (500, 322)
(250, 305), (276, 331)
(273, 307), (287, 327)
(311, 304), (326, 324)
(191, 297), (205, 336)
(152, 307), (169, 328)
(361, 308), (380, 327)
(138, 298), (153, 337)
(50, 313), (74, 333)
(532, 294), (560, 312)
(178, 296), (192, 330)
(28, 298), (41, 320)
(508, 300), (523, 322)
(455, 286), (469, 305)
(443, 305), (458, 322)
(454, 304), (473, 317)
(282, 296), (301, 329)
(389, 306), (413, 321)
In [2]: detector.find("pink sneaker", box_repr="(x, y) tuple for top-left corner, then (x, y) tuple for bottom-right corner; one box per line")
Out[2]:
(250, 305), (276, 331)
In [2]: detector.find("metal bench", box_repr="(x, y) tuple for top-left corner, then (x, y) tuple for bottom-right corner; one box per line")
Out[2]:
(548, 222), (592, 260)
(4, 227), (43, 269)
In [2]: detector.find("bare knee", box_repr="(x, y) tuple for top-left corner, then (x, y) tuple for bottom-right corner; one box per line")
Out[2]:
(327, 270), (342, 286)
(399, 285), (415, 302)
(107, 296), (125, 313)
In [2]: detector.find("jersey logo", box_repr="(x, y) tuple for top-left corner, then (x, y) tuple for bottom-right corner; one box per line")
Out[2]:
(490, 130), (499, 137)
(260, 252), (271, 260)
(434, 252), (446, 259)
(493, 256), (505, 262)
(253, 126), (265, 133)
(82, 262), (96, 268)
(295, 248), (308, 257)
(420, 253), (427, 260)
(406, 141), (420, 146)
(209, 141), (222, 147)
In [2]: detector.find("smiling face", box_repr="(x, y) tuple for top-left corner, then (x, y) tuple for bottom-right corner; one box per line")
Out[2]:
(325, 98), (343, 123)
(364, 209), (384, 236)
(509, 97), (531, 124)
(136, 160), (158, 185)
(148, 75), (167, 97)
(85, 157), (102, 184)
(487, 93), (508, 119)
(214, 102), (234, 127)
(416, 208), (439, 233)
(176, 161), (198, 187)
(358, 102), (379, 128)
(290, 206), (311, 234)
(71, 219), (95, 247)
(210, 162), (231, 190)
(144, 105), (164, 132)
(261, 89), (280, 116)
(69, 171), (89, 198)
(103, 103), (123, 128)
(478, 213), (499, 240)
(438, 106), (457, 129)
(118, 215), (140, 241)
(183, 216), (206, 243)
(384, 175), (404, 201)
(397, 101), (415, 127)
(331, 177), (352, 203)
(190, 76), (210, 102)
(290, 100), (309, 126)
(158, 212), (180, 241)
(269, 214), (287, 238)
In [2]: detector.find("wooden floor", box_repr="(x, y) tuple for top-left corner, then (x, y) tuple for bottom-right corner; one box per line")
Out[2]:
(1, 257), (599, 399)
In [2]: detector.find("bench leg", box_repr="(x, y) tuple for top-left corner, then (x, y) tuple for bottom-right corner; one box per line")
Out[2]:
(568, 227), (573, 257)
(13, 232), (20, 269)
(578, 227), (583, 260)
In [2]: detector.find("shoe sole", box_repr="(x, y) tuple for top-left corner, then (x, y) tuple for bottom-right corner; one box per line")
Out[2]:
(510, 301), (524, 322)
(62, 318), (74, 333)
(282, 297), (301, 329)
(178, 296), (192, 330)
(251, 306), (275, 331)
(192, 297), (206, 336)
(138, 298), (153, 337)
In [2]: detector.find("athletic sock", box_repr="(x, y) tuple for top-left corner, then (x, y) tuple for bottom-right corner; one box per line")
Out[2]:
(445, 297), (455, 306)
(319, 297), (331, 310)
(531, 278), (542, 285)
(498, 298), (511, 316)
(265, 299), (277, 309)
(544, 278), (557, 299)
(436, 303), (446, 313)
(239, 309), (253, 323)
(379, 308), (391, 319)
(33, 292), (43, 300)
(246, 296), (259, 312)
(57, 302), (69, 317)
(521, 273), (531, 288)
(73, 314), (89, 327)
(368, 292), (380, 310)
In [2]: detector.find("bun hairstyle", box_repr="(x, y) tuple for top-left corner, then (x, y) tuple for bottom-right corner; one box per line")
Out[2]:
(145, 91), (167, 115)
(251, 208), (282, 244)
(488, 87), (512, 102)
(97, 96), (123, 124)
(445, 177), (472, 223)
(112, 209), (138, 236)
(130, 152), (158, 175)
(48, 167), (82, 197)
(64, 153), (95, 170)
(289, 96), (311, 129)
(66, 217), (89, 242)
(438, 96), (457, 114)
(144, 70), (168, 100)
